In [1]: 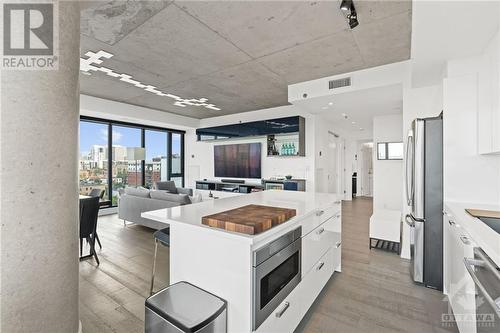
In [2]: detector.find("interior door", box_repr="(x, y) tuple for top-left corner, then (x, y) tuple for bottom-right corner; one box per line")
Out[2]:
(327, 133), (340, 194)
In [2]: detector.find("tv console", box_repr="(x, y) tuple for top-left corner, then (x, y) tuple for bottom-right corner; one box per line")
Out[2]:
(196, 180), (263, 193)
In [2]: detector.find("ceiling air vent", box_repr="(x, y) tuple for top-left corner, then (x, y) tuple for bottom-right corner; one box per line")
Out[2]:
(329, 77), (351, 89)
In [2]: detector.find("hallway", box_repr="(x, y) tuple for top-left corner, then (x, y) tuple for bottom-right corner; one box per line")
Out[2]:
(297, 197), (457, 333)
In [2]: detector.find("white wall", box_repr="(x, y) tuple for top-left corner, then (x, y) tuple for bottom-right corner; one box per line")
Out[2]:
(372, 114), (404, 211)
(184, 105), (317, 191)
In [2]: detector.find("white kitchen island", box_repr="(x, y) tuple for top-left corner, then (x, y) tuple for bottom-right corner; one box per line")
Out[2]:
(142, 190), (342, 333)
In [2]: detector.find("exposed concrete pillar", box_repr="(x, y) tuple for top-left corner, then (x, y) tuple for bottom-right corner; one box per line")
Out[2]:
(1, 1), (80, 332)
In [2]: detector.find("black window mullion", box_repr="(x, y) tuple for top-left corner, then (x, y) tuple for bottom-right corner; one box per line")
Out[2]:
(107, 123), (113, 203)
(167, 132), (172, 181)
(141, 129), (145, 187)
(180, 133), (185, 187)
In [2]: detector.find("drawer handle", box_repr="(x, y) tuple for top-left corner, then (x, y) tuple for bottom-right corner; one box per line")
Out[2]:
(316, 210), (325, 217)
(316, 262), (325, 271)
(448, 220), (456, 226)
(275, 301), (290, 318)
(335, 241), (342, 248)
(460, 235), (471, 245)
(316, 227), (325, 235)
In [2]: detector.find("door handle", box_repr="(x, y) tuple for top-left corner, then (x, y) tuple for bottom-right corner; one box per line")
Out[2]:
(448, 220), (456, 226)
(459, 235), (470, 245)
(335, 241), (342, 248)
(405, 214), (415, 227)
(316, 262), (325, 271)
(333, 200), (341, 205)
(316, 227), (325, 235)
(275, 301), (290, 318)
(464, 258), (500, 317)
(316, 210), (325, 217)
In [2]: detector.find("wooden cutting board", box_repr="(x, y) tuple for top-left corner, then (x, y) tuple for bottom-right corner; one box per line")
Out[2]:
(202, 204), (296, 235)
(466, 208), (500, 219)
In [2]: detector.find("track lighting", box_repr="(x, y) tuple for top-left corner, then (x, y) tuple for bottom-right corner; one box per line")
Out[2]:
(340, 0), (351, 12)
(339, 0), (359, 30)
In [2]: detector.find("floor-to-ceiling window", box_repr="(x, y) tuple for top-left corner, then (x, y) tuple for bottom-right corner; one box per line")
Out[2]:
(170, 132), (184, 187)
(79, 120), (110, 199)
(79, 116), (185, 207)
(144, 130), (169, 189)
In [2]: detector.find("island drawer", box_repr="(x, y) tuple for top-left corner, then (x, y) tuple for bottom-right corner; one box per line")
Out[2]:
(254, 272), (303, 333)
(301, 202), (341, 236)
(301, 246), (335, 313)
(302, 214), (341, 275)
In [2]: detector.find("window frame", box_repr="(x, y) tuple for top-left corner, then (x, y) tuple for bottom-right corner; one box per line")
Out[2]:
(377, 141), (404, 160)
(80, 116), (186, 207)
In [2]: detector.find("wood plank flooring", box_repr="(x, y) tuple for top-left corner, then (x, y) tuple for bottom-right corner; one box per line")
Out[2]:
(296, 197), (458, 333)
(79, 197), (458, 333)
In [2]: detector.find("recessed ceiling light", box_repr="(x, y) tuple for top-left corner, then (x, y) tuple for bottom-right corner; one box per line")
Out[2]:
(359, 128), (364, 131)
(322, 106), (328, 110)
(328, 102), (333, 106)
(80, 50), (221, 111)
(352, 121), (356, 124)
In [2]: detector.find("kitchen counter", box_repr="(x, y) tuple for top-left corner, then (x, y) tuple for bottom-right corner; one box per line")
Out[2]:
(445, 201), (500, 267)
(142, 190), (340, 248)
(141, 190), (342, 332)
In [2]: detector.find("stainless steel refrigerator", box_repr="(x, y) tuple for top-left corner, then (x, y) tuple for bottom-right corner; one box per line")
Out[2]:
(405, 114), (443, 290)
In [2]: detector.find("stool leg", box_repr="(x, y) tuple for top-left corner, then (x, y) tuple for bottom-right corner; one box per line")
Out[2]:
(150, 239), (159, 296)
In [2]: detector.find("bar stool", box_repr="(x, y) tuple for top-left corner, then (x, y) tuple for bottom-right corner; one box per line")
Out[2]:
(150, 227), (170, 295)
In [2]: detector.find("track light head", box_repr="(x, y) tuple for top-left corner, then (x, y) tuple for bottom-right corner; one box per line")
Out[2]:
(340, 0), (352, 12)
(348, 10), (359, 29)
(339, 0), (359, 30)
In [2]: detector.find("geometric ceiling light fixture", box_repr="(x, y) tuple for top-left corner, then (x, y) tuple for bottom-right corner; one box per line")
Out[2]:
(80, 50), (221, 111)
(339, 0), (359, 29)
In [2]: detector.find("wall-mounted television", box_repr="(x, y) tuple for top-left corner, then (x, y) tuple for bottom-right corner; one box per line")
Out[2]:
(214, 143), (261, 179)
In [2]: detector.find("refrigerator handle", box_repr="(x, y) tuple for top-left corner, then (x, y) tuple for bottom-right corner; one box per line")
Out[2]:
(405, 134), (414, 206)
(405, 214), (415, 227)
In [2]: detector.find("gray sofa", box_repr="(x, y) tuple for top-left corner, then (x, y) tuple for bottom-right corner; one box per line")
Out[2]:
(118, 182), (194, 230)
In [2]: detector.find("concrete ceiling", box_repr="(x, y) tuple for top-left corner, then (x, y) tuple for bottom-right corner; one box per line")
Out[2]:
(80, 0), (412, 119)
(293, 84), (403, 137)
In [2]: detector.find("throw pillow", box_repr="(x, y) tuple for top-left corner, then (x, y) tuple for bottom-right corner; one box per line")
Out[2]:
(150, 191), (191, 205)
(124, 187), (150, 198)
(155, 181), (178, 194)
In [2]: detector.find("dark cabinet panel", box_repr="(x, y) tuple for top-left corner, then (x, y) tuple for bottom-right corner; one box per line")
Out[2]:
(196, 116), (304, 140)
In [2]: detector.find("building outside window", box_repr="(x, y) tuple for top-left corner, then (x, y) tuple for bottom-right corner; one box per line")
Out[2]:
(79, 117), (185, 207)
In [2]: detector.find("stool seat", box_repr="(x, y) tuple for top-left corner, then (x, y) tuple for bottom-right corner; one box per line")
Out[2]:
(154, 227), (170, 246)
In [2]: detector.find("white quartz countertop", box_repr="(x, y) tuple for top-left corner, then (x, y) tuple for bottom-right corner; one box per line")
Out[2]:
(445, 201), (500, 267)
(142, 190), (340, 245)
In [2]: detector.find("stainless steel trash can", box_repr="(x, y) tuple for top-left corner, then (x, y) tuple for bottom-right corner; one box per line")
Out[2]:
(145, 281), (227, 333)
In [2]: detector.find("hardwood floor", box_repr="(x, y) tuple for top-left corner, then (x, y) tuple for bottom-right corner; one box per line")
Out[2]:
(296, 197), (458, 333)
(79, 197), (457, 333)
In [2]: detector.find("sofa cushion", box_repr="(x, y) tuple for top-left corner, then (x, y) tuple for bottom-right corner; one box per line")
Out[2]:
(155, 181), (178, 194)
(124, 187), (150, 198)
(150, 191), (191, 205)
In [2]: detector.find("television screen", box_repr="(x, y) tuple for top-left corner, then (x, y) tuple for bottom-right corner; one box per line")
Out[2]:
(214, 143), (261, 179)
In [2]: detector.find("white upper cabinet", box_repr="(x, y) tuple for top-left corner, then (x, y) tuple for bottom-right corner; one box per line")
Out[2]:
(478, 29), (500, 154)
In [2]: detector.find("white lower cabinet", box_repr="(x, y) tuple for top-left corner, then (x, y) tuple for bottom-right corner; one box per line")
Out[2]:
(302, 214), (340, 275)
(300, 247), (335, 312)
(443, 211), (477, 333)
(255, 280), (303, 333)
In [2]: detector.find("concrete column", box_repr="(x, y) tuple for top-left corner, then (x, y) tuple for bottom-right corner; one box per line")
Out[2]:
(1, 2), (80, 332)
